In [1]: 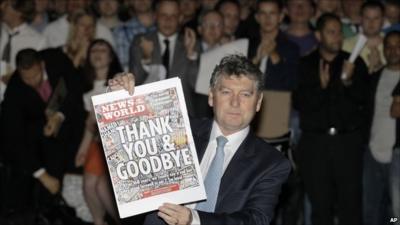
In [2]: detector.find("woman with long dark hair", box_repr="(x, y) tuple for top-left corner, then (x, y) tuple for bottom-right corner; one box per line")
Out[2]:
(75, 39), (122, 225)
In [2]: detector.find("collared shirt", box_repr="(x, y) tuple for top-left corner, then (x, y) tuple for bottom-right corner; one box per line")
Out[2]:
(43, 15), (116, 49)
(0, 22), (47, 74)
(112, 17), (156, 71)
(157, 32), (178, 68)
(188, 121), (249, 225)
(0, 23), (47, 103)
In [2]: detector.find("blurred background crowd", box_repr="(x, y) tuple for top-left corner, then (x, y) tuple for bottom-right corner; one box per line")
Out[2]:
(0, 0), (399, 225)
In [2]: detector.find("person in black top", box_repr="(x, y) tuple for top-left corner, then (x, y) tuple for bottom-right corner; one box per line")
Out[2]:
(293, 13), (369, 225)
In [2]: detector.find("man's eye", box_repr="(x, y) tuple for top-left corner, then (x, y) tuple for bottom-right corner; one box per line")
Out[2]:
(241, 92), (252, 97)
(221, 90), (230, 95)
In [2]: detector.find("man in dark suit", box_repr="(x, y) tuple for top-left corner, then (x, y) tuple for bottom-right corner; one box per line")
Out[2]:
(129, 0), (198, 116)
(111, 54), (291, 225)
(0, 48), (85, 213)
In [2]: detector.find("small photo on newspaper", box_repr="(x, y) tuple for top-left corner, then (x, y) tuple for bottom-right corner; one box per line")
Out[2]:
(91, 78), (206, 218)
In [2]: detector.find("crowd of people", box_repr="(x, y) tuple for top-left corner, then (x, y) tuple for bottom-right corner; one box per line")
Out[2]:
(0, 0), (399, 225)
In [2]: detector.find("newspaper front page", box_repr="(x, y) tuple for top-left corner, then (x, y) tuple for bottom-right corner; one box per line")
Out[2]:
(91, 78), (206, 218)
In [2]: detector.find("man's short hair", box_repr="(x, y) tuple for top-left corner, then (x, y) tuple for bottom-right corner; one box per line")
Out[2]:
(7, 0), (35, 22)
(198, 9), (223, 26)
(216, 0), (240, 11)
(360, 1), (385, 16)
(210, 54), (264, 92)
(155, 0), (178, 11)
(16, 49), (42, 70)
(384, 30), (400, 46)
(257, 0), (284, 12)
(316, 13), (342, 31)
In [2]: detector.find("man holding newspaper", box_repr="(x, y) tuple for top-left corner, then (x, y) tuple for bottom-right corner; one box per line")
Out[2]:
(109, 54), (291, 225)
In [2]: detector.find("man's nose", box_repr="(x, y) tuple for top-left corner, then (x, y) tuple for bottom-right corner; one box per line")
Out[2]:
(230, 95), (240, 107)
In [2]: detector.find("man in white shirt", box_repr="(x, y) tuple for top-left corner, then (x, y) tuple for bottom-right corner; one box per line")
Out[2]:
(43, 0), (115, 48)
(129, 0), (199, 117)
(0, 0), (47, 102)
(110, 54), (291, 225)
(364, 30), (400, 225)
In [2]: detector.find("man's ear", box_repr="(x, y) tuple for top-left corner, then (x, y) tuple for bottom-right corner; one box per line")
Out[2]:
(208, 88), (214, 107)
(256, 92), (263, 112)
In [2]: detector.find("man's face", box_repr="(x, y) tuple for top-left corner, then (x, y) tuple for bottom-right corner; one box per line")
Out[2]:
(341, 0), (362, 18)
(317, 20), (343, 54)
(20, 63), (44, 89)
(35, 0), (49, 14)
(156, 1), (180, 37)
(199, 12), (224, 46)
(385, 3), (400, 25)
(316, 0), (339, 13)
(1, 0), (22, 24)
(255, 2), (283, 34)
(209, 75), (263, 135)
(362, 8), (384, 37)
(98, 0), (119, 17)
(66, 0), (89, 14)
(179, 0), (198, 18)
(219, 2), (240, 36)
(384, 35), (400, 67)
(131, 0), (153, 14)
(287, 0), (314, 24)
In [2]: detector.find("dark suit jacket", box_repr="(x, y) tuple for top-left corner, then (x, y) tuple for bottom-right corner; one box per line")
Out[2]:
(129, 31), (198, 116)
(0, 48), (85, 177)
(144, 119), (291, 225)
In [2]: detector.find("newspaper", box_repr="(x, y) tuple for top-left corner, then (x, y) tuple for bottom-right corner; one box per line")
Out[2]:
(195, 39), (249, 95)
(91, 78), (206, 218)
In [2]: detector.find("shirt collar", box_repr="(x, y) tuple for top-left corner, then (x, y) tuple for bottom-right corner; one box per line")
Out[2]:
(157, 32), (178, 44)
(4, 22), (27, 34)
(210, 120), (249, 149)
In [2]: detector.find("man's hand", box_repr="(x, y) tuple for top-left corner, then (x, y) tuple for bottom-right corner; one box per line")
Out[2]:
(368, 47), (383, 73)
(38, 171), (60, 194)
(108, 72), (135, 95)
(341, 60), (355, 85)
(184, 28), (197, 59)
(43, 112), (64, 137)
(252, 38), (277, 65)
(319, 60), (330, 89)
(158, 203), (193, 225)
(140, 37), (154, 62)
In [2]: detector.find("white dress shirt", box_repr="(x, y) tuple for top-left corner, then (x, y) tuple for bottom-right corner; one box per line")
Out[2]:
(0, 22), (47, 102)
(43, 15), (116, 49)
(188, 121), (249, 225)
(0, 22), (47, 74)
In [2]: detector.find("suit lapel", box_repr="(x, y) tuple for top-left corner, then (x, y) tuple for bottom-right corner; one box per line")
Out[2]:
(151, 32), (162, 64)
(193, 119), (213, 162)
(170, 35), (185, 77)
